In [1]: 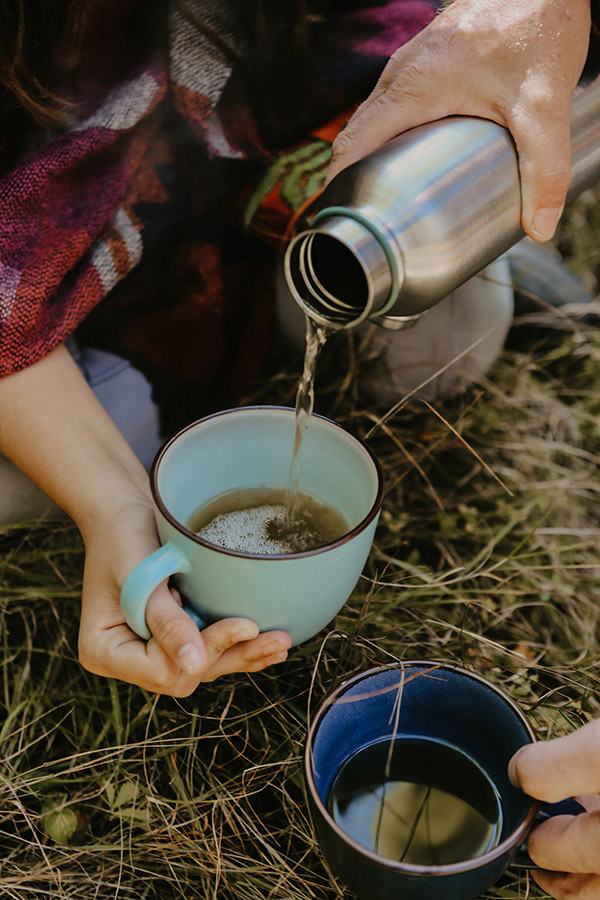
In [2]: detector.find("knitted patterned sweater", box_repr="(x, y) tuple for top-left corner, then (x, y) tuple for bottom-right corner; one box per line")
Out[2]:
(0, 0), (439, 410)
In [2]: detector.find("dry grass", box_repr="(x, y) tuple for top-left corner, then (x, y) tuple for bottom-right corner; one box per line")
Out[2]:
(1, 187), (600, 899)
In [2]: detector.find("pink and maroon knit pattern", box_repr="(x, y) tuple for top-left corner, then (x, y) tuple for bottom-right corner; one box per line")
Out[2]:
(0, 0), (437, 385)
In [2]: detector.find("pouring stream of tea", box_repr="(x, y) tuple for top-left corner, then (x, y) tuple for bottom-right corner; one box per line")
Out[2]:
(191, 316), (341, 555)
(286, 317), (330, 523)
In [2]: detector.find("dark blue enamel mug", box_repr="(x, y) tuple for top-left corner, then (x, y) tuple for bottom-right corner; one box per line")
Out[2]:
(305, 661), (584, 900)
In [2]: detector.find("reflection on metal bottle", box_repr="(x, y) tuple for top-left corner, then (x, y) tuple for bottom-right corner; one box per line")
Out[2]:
(284, 80), (600, 332)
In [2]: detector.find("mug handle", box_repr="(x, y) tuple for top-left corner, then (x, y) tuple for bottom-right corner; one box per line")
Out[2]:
(120, 542), (199, 640)
(512, 797), (587, 868)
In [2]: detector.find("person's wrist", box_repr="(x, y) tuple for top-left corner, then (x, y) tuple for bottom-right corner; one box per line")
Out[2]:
(73, 458), (154, 546)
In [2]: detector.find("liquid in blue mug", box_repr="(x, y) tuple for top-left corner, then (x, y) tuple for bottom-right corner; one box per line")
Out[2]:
(305, 661), (585, 900)
(121, 406), (383, 646)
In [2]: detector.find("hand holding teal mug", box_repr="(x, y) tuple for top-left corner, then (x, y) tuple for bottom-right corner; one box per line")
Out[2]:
(121, 406), (383, 646)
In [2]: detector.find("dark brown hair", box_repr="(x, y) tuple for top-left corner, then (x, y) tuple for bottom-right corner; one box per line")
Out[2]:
(0, 0), (88, 129)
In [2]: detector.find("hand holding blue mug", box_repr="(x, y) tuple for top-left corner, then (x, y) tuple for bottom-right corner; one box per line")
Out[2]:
(305, 662), (589, 900)
(509, 720), (600, 900)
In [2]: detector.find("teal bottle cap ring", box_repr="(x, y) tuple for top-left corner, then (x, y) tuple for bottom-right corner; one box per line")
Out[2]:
(310, 206), (400, 317)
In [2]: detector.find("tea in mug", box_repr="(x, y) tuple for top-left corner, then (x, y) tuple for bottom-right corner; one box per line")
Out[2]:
(187, 486), (349, 555)
(327, 736), (503, 865)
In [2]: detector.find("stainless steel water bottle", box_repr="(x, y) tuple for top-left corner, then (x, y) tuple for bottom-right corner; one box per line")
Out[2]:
(284, 79), (600, 331)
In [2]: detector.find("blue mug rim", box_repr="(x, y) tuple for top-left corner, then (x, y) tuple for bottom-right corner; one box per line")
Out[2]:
(149, 405), (384, 561)
(305, 660), (540, 876)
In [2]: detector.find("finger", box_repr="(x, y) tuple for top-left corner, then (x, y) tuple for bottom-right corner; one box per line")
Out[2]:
(326, 56), (449, 184)
(532, 871), (600, 900)
(81, 621), (198, 696)
(201, 629), (292, 682)
(197, 616), (266, 669)
(526, 811), (600, 875)
(579, 794), (600, 813)
(508, 96), (572, 242)
(509, 720), (600, 801)
(145, 582), (209, 676)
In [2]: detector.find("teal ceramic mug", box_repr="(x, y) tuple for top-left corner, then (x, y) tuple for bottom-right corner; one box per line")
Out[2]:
(120, 406), (383, 646)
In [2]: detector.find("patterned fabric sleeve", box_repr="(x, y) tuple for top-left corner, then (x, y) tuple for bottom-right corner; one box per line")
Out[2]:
(0, 3), (172, 377)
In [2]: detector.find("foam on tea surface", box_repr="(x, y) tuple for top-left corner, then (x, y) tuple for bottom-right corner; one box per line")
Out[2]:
(189, 486), (349, 555)
(198, 504), (295, 554)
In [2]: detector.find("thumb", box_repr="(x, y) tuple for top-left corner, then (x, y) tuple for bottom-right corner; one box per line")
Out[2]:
(509, 104), (572, 242)
(145, 583), (207, 676)
(325, 52), (449, 186)
(508, 720), (600, 803)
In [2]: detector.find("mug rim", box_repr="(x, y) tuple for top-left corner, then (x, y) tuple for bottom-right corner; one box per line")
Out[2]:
(304, 660), (540, 876)
(150, 405), (384, 561)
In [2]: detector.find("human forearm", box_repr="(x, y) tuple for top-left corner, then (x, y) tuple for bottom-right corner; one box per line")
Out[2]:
(0, 344), (292, 693)
(0, 344), (151, 537)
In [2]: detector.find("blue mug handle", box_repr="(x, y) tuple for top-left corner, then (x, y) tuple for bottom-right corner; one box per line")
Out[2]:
(513, 797), (587, 868)
(121, 542), (206, 639)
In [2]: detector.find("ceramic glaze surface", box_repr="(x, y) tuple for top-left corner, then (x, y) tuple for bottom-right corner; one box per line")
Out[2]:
(121, 407), (382, 645)
(305, 663), (539, 900)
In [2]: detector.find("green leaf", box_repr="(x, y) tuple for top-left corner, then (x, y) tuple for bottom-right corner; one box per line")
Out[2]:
(41, 797), (78, 844)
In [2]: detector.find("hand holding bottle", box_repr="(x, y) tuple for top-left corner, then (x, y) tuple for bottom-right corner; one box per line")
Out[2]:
(327, 0), (591, 242)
